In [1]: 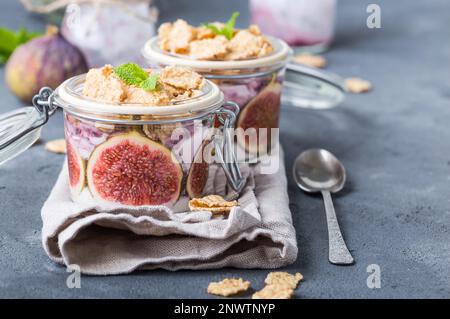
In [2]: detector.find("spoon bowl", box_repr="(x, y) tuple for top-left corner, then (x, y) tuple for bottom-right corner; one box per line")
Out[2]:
(293, 148), (346, 193)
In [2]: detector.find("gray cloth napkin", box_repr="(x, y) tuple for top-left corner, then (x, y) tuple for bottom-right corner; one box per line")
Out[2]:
(41, 148), (298, 275)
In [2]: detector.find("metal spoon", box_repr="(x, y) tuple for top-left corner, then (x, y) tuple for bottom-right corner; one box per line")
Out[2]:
(293, 149), (354, 265)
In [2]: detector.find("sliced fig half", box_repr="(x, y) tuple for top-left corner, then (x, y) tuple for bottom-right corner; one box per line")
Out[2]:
(236, 81), (282, 154)
(186, 139), (212, 199)
(67, 139), (86, 196)
(87, 132), (182, 206)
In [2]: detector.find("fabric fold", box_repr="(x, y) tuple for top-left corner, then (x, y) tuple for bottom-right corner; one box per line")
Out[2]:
(41, 148), (297, 275)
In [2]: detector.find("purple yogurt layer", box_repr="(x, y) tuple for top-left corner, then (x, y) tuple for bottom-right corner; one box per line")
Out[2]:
(219, 77), (267, 107)
(65, 117), (108, 159)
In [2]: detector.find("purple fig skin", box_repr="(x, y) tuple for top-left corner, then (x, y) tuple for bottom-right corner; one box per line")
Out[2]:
(5, 31), (88, 102)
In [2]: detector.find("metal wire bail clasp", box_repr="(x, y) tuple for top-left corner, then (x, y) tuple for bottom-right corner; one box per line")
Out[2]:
(32, 87), (58, 123)
(214, 101), (245, 193)
(0, 87), (57, 152)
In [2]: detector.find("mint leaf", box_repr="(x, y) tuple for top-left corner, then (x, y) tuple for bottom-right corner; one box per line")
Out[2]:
(114, 63), (149, 86)
(0, 28), (19, 54)
(202, 11), (240, 40)
(222, 11), (240, 40)
(140, 73), (159, 91)
(114, 63), (160, 92)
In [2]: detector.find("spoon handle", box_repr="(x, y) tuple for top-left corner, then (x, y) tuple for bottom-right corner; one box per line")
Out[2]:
(321, 190), (354, 265)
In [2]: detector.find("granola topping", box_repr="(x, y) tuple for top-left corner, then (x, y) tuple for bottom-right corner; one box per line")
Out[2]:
(158, 20), (274, 61)
(82, 65), (204, 104)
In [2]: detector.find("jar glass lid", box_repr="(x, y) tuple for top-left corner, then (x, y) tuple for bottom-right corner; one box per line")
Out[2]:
(282, 63), (346, 109)
(142, 36), (291, 71)
(0, 107), (44, 165)
(51, 73), (228, 125)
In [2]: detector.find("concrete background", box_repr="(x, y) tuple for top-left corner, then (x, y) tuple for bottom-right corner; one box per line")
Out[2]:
(0, 0), (449, 298)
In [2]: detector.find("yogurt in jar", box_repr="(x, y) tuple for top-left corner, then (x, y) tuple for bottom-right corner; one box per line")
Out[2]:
(249, 0), (336, 51)
(143, 16), (292, 155)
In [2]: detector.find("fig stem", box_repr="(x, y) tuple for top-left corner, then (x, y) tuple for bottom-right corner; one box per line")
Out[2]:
(45, 25), (59, 36)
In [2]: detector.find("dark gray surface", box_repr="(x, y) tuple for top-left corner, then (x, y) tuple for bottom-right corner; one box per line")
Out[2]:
(0, 0), (449, 298)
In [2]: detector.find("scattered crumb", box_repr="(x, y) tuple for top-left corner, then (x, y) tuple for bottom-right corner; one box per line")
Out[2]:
(265, 272), (303, 289)
(345, 77), (372, 93)
(252, 285), (294, 299)
(189, 195), (238, 213)
(207, 272), (304, 299)
(45, 139), (66, 154)
(293, 54), (327, 68)
(207, 278), (251, 297)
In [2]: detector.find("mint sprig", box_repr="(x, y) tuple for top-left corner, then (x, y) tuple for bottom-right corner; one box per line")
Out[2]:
(0, 26), (41, 64)
(203, 11), (240, 40)
(140, 73), (159, 91)
(114, 63), (159, 91)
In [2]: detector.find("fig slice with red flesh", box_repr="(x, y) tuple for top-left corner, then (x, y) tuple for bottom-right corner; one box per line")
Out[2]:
(236, 81), (282, 154)
(67, 139), (86, 196)
(186, 139), (212, 199)
(87, 132), (183, 206)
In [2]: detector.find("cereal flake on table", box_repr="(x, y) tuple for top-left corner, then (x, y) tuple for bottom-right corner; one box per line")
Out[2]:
(207, 278), (251, 297)
(158, 18), (274, 61)
(188, 195), (238, 213)
(264, 272), (303, 289)
(45, 139), (66, 154)
(345, 77), (372, 93)
(293, 54), (327, 68)
(252, 284), (294, 299)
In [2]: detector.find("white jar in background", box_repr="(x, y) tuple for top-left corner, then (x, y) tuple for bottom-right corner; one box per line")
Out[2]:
(249, 0), (337, 53)
(61, 0), (158, 67)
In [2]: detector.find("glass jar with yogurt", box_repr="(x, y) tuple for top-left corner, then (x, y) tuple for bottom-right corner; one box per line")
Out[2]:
(0, 67), (245, 207)
(142, 22), (292, 156)
(249, 0), (337, 53)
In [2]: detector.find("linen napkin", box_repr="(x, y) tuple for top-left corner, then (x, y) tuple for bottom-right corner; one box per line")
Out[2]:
(41, 148), (298, 275)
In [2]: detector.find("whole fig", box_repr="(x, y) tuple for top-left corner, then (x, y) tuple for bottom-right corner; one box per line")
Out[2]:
(5, 26), (88, 102)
